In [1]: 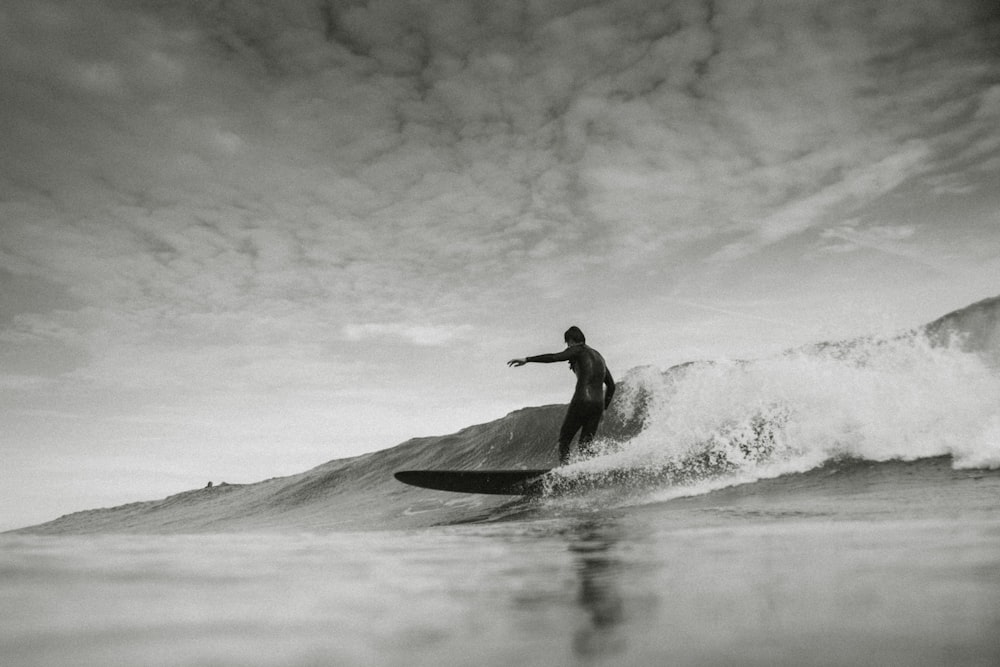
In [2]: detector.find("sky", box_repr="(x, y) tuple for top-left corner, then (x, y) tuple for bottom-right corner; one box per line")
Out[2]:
(1, 0), (999, 530)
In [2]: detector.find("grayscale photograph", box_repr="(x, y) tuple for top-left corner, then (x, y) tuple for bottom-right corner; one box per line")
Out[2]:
(2, 1), (999, 665)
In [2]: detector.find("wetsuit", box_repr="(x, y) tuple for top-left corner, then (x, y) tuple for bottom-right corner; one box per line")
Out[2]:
(525, 344), (615, 464)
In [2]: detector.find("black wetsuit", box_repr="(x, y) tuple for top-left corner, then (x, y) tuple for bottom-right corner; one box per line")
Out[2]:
(525, 344), (615, 464)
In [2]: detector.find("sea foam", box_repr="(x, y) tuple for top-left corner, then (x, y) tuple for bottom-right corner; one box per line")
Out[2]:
(554, 324), (1000, 498)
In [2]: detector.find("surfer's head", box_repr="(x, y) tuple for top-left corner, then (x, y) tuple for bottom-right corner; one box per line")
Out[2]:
(564, 326), (585, 345)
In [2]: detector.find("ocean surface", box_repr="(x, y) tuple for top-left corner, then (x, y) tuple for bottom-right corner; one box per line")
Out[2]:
(4, 297), (1000, 665)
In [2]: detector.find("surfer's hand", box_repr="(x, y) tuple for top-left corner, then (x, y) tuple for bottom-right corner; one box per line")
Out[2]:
(507, 358), (526, 367)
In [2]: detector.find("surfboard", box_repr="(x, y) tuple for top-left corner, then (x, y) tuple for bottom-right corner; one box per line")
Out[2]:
(394, 469), (552, 495)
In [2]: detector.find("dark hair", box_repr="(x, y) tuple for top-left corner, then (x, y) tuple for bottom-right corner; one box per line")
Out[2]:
(564, 326), (585, 344)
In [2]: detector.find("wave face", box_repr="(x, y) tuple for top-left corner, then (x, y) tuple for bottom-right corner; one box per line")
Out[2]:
(924, 295), (1000, 366)
(16, 296), (1000, 534)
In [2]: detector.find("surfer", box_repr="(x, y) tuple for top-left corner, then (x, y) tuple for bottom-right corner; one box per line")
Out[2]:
(508, 326), (615, 465)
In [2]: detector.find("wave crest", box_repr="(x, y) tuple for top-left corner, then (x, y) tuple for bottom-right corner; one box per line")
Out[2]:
(557, 322), (1000, 498)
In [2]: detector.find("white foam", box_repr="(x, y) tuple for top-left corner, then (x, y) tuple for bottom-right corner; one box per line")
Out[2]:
(558, 333), (1000, 498)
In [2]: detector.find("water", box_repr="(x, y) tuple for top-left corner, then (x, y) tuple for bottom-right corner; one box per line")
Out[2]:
(4, 510), (1000, 667)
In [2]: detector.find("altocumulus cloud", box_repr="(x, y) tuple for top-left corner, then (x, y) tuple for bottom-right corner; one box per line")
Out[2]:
(3, 1), (998, 315)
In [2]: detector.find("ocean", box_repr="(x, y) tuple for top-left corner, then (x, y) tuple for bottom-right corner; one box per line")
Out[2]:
(3, 297), (1000, 665)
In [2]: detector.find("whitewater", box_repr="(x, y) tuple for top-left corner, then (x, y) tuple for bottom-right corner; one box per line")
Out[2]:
(3, 297), (1000, 666)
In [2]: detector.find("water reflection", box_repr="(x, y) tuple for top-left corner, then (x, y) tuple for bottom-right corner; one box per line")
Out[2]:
(566, 519), (627, 658)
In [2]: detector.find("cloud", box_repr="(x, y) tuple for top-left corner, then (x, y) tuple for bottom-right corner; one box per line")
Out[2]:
(813, 221), (953, 275)
(4, 1), (996, 283)
(819, 222), (916, 252)
(341, 322), (474, 346)
(709, 141), (931, 262)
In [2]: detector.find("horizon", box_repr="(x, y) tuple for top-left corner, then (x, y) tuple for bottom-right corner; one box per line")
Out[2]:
(2, 0), (999, 531)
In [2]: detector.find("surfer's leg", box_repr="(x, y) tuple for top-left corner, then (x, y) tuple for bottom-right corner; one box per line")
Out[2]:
(558, 405), (584, 465)
(577, 405), (604, 458)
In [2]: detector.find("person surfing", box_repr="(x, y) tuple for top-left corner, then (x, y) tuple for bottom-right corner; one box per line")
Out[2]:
(508, 326), (615, 465)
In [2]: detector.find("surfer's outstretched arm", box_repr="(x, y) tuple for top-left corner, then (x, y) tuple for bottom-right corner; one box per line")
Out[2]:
(508, 349), (575, 367)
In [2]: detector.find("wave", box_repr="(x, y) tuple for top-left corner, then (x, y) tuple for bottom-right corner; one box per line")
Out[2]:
(553, 295), (1000, 497)
(13, 296), (1000, 534)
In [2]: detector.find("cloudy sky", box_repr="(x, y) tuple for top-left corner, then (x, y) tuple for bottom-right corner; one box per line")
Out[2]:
(2, 0), (998, 529)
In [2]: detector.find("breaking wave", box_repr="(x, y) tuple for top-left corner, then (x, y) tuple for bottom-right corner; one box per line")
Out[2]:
(550, 297), (1000, 500)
